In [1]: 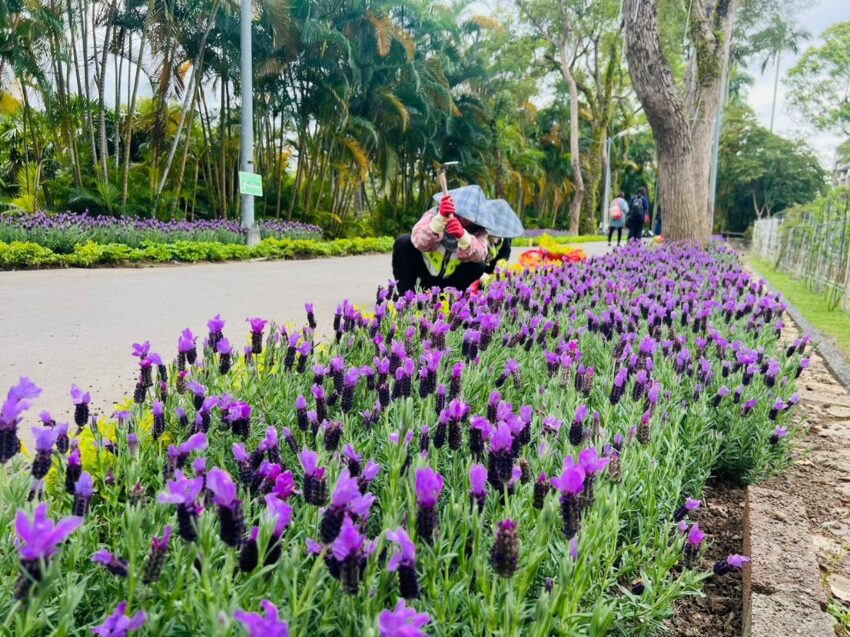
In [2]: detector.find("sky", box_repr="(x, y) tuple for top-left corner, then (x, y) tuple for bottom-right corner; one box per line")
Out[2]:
(744, 0), (850, 166)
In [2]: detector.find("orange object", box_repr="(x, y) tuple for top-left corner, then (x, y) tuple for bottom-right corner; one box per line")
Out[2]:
(519, 247), (586, 267)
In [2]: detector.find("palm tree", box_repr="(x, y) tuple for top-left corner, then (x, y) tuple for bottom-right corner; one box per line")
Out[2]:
(751, 15), (811, 132)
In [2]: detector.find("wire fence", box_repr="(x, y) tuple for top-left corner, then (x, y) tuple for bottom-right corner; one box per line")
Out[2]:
(752, 188), (850, 312)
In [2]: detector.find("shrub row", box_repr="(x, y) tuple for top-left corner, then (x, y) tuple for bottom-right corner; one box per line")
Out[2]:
(0, 237), (395, 269)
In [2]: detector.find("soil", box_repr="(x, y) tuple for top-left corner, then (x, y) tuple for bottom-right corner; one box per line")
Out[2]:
(666, 482), (746, 637)
(668, 316), (850, 636)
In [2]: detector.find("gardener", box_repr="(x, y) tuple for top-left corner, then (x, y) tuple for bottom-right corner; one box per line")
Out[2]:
(392, 185), (523, 294)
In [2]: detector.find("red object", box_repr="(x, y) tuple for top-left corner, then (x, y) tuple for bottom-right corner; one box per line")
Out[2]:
(439, 195), (456, 217)
(445, 218), (465, 239)
(468, 280), (481, 295)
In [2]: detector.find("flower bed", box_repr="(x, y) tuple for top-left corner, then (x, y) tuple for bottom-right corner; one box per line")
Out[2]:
(514, 233), (605, 246)
(0, 236), (395, 269)
(0, 212), (323, 253)
(0, 242), (807, 635)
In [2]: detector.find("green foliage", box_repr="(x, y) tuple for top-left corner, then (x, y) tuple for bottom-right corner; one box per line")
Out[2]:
(716, 104), (826, 232)
(0, 237), (395, 269)
(786, 21), (850, 136)
(748, 254), (850, 359)
(513, 234), (606, 247)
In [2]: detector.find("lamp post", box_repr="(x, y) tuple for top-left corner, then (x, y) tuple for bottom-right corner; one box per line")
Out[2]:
(239, 0), (259, 245)
(601, 127), (644, 231)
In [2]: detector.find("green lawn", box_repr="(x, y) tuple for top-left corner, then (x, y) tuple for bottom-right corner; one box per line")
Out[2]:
(747, 255), (850, 359)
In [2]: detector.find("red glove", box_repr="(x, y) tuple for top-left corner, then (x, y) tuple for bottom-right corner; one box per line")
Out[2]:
(439, 195), (456, 218)
(445, 217), (465, 239)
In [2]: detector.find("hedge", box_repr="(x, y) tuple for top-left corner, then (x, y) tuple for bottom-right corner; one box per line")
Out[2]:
(0, 237), (396, 269)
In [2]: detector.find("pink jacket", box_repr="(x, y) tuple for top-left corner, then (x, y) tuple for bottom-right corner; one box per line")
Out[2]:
(411, 210), (489, 264)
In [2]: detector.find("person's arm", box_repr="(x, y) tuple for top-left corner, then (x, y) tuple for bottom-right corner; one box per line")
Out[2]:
(411, 210), (444, 253)
(456, 228), (489, 263)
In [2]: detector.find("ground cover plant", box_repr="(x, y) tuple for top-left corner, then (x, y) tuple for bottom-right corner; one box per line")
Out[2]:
(0, 237), (395, 270)
(0, 242), (807, 635)
(0, 213), (323, 254)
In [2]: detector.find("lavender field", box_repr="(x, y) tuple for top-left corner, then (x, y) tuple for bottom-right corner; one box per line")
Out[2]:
(0, 242), (805, 636)
(0, 212), (322, 253)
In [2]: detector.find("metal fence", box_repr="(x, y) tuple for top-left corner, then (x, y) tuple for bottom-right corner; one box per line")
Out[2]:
(751, 190), (850, 312)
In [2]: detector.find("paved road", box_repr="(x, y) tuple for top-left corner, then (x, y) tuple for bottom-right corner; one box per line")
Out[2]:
(1, 242), (611, 439)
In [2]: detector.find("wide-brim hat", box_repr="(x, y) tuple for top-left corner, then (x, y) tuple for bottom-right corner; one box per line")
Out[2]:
(432, 185), (524, 239)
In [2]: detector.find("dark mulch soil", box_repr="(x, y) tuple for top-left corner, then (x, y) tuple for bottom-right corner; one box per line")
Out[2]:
(665, 481), (746, 637)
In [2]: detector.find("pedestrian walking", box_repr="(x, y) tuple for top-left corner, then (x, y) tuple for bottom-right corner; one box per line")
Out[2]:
(627, 187), (648, 242)
(607, 191), (628, 246)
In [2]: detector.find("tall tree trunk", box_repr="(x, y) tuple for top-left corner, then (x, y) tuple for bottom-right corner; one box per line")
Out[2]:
(769, 53), (781, 133)
(625, 0), (738, 242)
(561, 63), (584, 235)
(688, 0), (740, 236)
(121, 0), (151, 207)
(78, 0), (98, 170)
(97, 0), (117, 183)
(156, 0), (219, 198)
(625, 0), (700, 241)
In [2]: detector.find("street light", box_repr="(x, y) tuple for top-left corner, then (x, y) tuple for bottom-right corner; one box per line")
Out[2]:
(239, 0), (259, 246)
(600, 126), (645, 231)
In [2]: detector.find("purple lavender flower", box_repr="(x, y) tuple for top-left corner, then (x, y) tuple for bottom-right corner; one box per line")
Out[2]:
(72, 471), (94, 517)
(487, 422), (514, 486)
(206, 468), (245, 547)
(551, 457), (585, 538)
(343, 443), (362, 476)
(142, 526), (172, 584)
(30, 426), (58, 480)
(490, 519), (520, 578)
(331, 516), (367, 594)
(247, 317), (268, 354)
(359, 460), (381, 493)
(158, 470), (204, 542)
(569, 404), (588, 446)
(769, 398), (785, 421)
(673, 497), (701, 522)
(234, 600), (289, 637)
(415, 467), (443, 544)
(341, 368), (360, 413)
(92, 549), (130, 577)
(177, 328), (197, 367)
(300, 449), (327, 506)
(713, 553), (752, 576)
(305, 303), (317, 330)
(387, 527), (419, 599)
(684, 522), (705, 565)
(769, 426), (789, 444)
(264, 495), (294, 566)
(469, 463), (488, 510)
(14, 503), (82, 598)
(378, 599), (430, 637)
(91, 601), (146, 637)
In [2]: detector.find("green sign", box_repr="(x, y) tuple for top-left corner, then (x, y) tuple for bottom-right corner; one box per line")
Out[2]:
(239, 171), (263, 197)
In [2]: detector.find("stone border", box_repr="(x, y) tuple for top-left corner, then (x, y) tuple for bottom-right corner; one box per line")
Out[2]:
(742, 258), (850, 635)
(743, 486), (833, 636)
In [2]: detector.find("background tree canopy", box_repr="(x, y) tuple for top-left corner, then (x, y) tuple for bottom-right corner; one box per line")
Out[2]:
(0, 0), (841, 237)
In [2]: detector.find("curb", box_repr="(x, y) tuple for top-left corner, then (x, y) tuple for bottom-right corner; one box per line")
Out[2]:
(748, 261), (850, 392)
(743, 486), (833, 636)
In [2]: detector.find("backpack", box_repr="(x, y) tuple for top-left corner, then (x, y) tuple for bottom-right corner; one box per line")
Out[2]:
(609, 201), (623, 221)
(628, 196), (644, 223)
